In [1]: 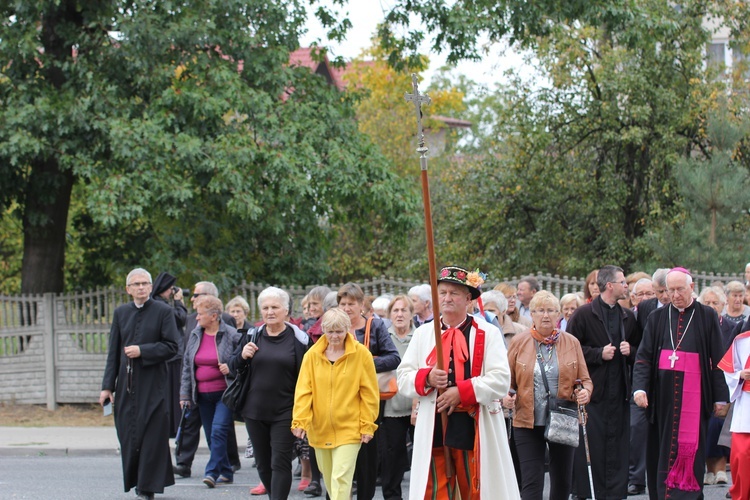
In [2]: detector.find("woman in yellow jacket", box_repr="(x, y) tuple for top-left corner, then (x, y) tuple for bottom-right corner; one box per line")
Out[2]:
(292, 308), (380, 500)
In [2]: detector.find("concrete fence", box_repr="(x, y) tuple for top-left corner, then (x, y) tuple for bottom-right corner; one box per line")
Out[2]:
(0, 271), (741, 408)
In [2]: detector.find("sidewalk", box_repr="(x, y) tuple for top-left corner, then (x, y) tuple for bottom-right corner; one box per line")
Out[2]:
(0, 423), (246, 457)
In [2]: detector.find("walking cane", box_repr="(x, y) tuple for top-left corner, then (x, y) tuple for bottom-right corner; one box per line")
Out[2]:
(405, 74), (454, 479)
(575, 379), (596, 500)
(174, 405), (189, 460)
(506, 389), (516, 440)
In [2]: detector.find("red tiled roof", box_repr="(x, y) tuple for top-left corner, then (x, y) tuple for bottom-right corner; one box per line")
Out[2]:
(431, 115), (472, 129)
(288, 48), (346, 90)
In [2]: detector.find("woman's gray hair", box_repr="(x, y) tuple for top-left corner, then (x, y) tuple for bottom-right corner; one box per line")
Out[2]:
(560, 293), (583, 308)
(408, 284), (431, 302)
(480, 290), (508, 315)
(226, 296), (250, 314)
(308, 286), (333, 303)
(323, 291), (339, 312)
(257, 286), (290, 313)
(699, 286), (727, 306)
(725, 280), (745, 295)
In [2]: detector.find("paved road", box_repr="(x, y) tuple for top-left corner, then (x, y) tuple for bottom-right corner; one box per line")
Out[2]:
(0, 454), (403, 499)
(0, 453), (734, 499)
(0, 425), (734, 499)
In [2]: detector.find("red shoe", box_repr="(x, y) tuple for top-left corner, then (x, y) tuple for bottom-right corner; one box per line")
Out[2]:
(298, 478), (311, 491)
(250, 483), (267, 495)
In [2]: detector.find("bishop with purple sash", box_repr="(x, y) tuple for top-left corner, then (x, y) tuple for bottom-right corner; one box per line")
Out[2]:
(633, 296), (728, 499)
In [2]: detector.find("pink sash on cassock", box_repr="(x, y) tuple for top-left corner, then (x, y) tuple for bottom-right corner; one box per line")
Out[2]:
(658, 349), (701, 491)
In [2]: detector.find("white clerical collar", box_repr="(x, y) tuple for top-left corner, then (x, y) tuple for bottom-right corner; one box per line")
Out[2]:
(673, 299), (694, 313)
(133, 298), (149, 309)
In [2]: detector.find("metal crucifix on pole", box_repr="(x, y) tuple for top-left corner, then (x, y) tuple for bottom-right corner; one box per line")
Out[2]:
(404, 73), (454, 478)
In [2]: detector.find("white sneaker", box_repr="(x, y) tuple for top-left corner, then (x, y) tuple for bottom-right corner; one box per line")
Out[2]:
(704, 472), (716, 485)
(716, 471), (728, 484)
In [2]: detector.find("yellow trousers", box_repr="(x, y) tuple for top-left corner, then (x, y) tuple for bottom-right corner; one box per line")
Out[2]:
(314, 443), (361, 500)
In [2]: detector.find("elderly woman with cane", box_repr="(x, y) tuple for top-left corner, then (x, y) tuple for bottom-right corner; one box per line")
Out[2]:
(506, 291), (593, 500)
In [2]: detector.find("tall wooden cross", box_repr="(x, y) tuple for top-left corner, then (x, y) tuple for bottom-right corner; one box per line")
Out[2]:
(405, 74), (454, 478)
(404, 73), (432, 168)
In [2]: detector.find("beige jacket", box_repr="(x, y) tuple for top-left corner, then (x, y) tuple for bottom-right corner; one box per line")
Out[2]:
(507, 330), (593, 429)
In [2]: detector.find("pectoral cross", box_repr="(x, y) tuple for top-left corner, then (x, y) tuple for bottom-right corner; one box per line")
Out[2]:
(404, 74), (431, 168)
(668, 350), (679, 368)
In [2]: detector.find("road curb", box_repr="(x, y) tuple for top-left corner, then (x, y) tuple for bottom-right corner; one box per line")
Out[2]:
(0, 447), (121, 457)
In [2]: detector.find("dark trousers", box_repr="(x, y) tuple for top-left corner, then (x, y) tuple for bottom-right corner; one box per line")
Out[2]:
(379, 416), (413, 500)
(628, 400), (648, 488)
(354, 400), (384, 500)
(514, 426), (575, 500)
(176, 404), (239, 468)
(309, 445), (321, 483)
(355, 436), (378, 500)
(507, 417), (523, 486)
(246, 418), (295, 500)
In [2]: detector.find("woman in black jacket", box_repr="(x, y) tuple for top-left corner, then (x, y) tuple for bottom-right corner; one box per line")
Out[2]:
(229, 286), (312, 500)
(337, 283), (400, 500)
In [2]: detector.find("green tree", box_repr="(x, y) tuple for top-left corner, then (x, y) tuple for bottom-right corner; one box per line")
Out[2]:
(641, 105), (750, 271)
(378, 0), (634, 67)
(0, 1), (417, 292)
(427, 1), (745, 277)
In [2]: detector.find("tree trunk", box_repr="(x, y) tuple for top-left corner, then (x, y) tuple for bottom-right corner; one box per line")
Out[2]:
(20, 2), (80, 294)
(709, 207), (717, 247)
(20, 159), (75, 294)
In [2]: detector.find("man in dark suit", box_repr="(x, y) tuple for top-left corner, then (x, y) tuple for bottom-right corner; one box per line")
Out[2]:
(628, 268), (670, 495)
(569, 265), (642, 499)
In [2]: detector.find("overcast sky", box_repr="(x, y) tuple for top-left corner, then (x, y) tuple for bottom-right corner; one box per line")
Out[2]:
(299, 0), (528, 89)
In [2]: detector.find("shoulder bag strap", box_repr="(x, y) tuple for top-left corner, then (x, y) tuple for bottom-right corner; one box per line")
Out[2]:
(536, 344), (552, 398)
(362, 316), (374, 353)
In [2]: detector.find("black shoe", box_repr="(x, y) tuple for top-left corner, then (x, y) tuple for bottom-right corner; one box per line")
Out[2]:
(304, 481), (322, 497)
(173, 464), (191, 478)
(232, 462), (242, 473)
(134, 489), (154, 500)
(627, 484), (646, 496)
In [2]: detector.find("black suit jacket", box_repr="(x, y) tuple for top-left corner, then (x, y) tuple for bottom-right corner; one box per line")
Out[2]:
(636, 298), (661, 332)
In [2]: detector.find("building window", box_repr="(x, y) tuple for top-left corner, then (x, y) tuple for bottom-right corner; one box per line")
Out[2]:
(708, 42), (726, 67)
(732, 47), (750, 79)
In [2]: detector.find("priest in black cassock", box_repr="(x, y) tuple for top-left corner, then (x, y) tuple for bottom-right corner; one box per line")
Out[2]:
(568, 265), (641, 499)
(100, 268), (180, 500)
(633, 268), (729, 500)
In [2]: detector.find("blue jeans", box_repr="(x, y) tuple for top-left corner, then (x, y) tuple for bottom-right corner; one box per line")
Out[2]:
(197, 391), (233, 480)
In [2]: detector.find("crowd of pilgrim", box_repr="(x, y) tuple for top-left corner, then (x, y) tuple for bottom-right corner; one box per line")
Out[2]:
(102, 262), (750, 500)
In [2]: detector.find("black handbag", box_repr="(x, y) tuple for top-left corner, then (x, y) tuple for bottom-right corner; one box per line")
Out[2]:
(537, 347), (580, 448)
(222, 328), (257, 416)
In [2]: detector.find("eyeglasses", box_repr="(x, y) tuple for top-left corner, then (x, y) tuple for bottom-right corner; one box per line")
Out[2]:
(191, 292), (207, 298)
(127, 281), (151, 288)
(532, 309), (558, 316)
(634, 291), (655, 297)
(609, 280), (628, 287)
